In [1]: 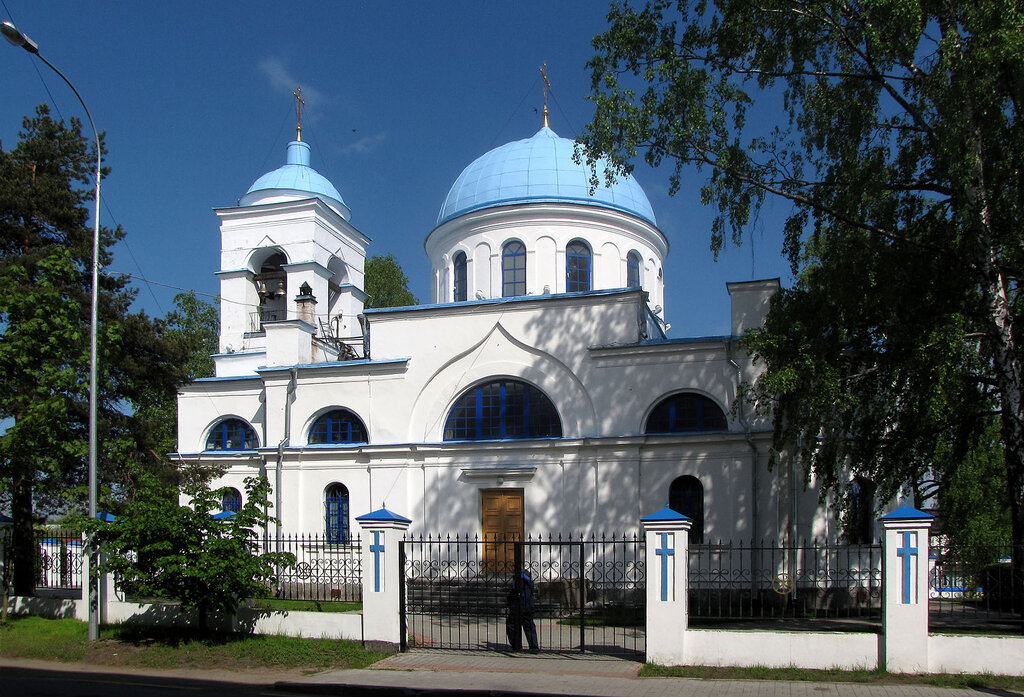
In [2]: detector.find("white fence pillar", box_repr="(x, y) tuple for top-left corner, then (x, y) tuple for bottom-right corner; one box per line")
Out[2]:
(355, 507), (411, 647)
(641, 505), (691, 666)
(880, 504), (933, 673)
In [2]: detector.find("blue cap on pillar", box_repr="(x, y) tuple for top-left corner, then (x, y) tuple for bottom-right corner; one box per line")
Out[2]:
(879, 504), (933, 521)
(356, 507), (412, 524)
(641, 504), (689, 523)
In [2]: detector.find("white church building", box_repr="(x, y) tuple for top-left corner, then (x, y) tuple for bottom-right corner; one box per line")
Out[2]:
(174, 112), (840, 546)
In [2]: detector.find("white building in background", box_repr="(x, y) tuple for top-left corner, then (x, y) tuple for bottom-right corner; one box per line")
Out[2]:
(175, 114), (841, 551)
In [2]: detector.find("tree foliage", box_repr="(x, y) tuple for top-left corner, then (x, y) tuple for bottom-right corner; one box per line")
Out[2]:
(89, 468), (294, 630)
(363, 253), (417, 309)
(581, 0), (1024, 557)
(0, 106), (189, 594)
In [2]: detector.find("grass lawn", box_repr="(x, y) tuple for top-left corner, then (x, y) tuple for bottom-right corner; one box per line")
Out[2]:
(0, 616), (388, 673)
(641, 664), (1024, 691)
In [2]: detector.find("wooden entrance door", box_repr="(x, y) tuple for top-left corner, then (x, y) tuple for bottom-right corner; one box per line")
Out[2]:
(481, 489), (524, 572)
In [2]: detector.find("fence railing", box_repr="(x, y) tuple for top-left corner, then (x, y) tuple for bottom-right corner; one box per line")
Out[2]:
(928, 541), (1020, 630)
(688, 539), (883, 623)
(261, 533), (362, 603)
(0, 527), (84, 593)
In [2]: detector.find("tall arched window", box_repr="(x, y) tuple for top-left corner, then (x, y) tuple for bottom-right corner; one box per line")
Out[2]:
(325, 483), (350, 544)
(206, 418), (258, 451)
(847, 477), (876, 544)
(453, 251), (468, 302)
(645, 393), (727, 433)
(220, 487), (242, 513)
(502, 241), (527, 297)
(627, 251), (642, 288)
(566, 240), (591, 292)
(444, 379), (562, 441)
(309, 409), (368, 445)
(669, 476), (704, 543)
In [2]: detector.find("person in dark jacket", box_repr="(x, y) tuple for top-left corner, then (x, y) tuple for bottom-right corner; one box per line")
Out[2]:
(505, 569), (539, 652)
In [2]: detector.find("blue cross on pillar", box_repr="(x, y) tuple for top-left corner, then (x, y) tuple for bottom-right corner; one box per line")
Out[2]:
(656, 531), (674, 602)
(370, 530), (385, 593)
(896, 530), (918, 604)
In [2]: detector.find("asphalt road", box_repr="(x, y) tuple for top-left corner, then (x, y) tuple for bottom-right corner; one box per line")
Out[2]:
(0, 666), (303, 697)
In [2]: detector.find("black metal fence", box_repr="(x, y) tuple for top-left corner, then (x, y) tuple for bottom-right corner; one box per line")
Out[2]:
(401, 533), (645, 656)
(929, 541), (1021, 632)
(0, 527), (84, 593)
(688, 539), (883, 626)
(260, 533), (362, 603)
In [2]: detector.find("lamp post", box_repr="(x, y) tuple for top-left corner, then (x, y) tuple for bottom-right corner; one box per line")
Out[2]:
(2, 20), (102, 642)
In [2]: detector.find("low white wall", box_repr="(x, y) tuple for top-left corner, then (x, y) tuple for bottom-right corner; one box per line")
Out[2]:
(7, 595), (85, 621)
(8, 596), (361, 643)
(929, 634), (1024, 677)
(685, 629), (880, 670)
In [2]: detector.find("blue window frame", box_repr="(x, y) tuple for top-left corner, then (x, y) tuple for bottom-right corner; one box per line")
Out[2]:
(566, 240), (591, 292)
(627, 251), (642, 288)
(309, 409), (368, 445)
(645, 394), (727, 433)
(502, 241), (526, 297)
(669, 476), (704, 543)
(453, 251), (468, 302)
(444, 379), (561, 441)
(221, 487), (242, 513)
(325, 483), (350, 544)
(206, 418), (258, 450)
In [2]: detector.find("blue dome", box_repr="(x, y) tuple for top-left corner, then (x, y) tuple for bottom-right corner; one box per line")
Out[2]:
(240, 141), (350, 219)
(437, 127), (656, 226)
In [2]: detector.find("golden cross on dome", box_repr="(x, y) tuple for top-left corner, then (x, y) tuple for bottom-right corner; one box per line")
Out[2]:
(293, 87), (306, 141)
(540, 62), (551, 128)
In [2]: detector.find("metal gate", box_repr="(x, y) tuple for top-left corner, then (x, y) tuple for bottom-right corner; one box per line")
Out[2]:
(401, 534), (644, 657)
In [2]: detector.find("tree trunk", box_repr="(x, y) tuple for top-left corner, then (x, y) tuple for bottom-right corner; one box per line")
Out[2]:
(11, 468), (36, 597)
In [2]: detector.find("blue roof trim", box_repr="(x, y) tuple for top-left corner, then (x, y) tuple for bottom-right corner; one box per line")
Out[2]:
(193, 374), (263, 383)
(96, 512), (117, 523)
(212, 510), (236, 520)
(440, 196), (657, 227)
(356, 507), (412, 524)
(880, 504), (934, 521)
(641, 505), (690, 523)
(256, 358), (410, 372)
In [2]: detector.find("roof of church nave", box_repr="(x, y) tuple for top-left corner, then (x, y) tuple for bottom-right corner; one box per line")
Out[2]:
(435, 125), (657, 228)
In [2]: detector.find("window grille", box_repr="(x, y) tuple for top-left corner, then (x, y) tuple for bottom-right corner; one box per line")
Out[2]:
(444, 379), (561, 441)
(309, 409), (368, 444)
(566, 240), (591, 292)
(645, 393), (727, 433)
(502, 241), (527, 297)
(206, 418), (258, 450)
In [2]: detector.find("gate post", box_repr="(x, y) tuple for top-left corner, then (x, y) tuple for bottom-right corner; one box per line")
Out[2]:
(880, 505), (933, 673)
(356, 507), (412, 647)
(640, 505), (691, 666)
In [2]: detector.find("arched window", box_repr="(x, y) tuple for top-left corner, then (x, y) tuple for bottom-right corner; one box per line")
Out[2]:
(501, 241), (527, 297)
(254, 251), (287, 329)
(444, 379), (562, 441)
(325, 483), (350, 544)
(645, 393), (727, 433)
(309, 409), (368, 445)
(206, 418), (258, 451)
(453, 251), (468, 302)
(220, 487), (242, 513)
(627, 251), (642, 288)
(566, 240), (591, 292)
(669, 476), (704, 544)
(846, 477), (876, 544)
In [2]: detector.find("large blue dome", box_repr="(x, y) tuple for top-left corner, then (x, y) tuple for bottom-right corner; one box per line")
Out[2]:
(437, 127), (656, 226)
(240, 140), (350, 219)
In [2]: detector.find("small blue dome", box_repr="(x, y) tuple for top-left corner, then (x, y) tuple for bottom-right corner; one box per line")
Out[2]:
(437, 127), (656, 226)
(240, 141), (350, 219)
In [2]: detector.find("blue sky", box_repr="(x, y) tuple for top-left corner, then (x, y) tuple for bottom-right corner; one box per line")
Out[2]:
(1, 1), (793, 338)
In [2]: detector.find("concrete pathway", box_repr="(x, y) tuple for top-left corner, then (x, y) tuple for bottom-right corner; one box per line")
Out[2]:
(278, 650), (1024, 697)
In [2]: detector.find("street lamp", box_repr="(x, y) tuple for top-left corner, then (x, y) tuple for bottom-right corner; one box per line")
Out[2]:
(2, 19), (102, 642)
